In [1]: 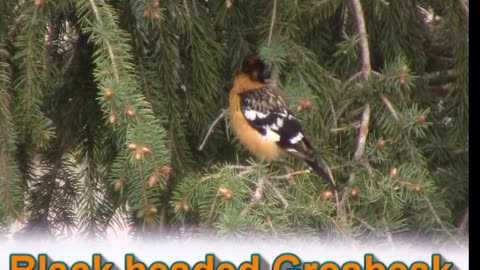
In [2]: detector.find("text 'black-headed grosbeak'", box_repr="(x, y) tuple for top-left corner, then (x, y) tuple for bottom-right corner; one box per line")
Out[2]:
(229, 55), (336, 188)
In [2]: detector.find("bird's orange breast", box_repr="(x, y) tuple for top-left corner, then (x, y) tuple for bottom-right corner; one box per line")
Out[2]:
(229, 75), (283, 161)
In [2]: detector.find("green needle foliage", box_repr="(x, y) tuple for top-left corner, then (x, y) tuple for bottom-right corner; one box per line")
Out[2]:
(0, 0), (468, 244)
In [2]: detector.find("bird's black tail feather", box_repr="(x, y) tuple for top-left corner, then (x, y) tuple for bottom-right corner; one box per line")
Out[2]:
(305, 159), (337, 189)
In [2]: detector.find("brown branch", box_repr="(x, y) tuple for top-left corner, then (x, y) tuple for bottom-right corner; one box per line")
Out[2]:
(198, 109), (227, 151)
(350, 0), (371, 79)
(270, 170), (311, 179)
(380, 93), (400, 122)
(458, 0), (469, 17)
(182, 0), (191, 17)
(267, 0), (277, 47)
(423, 70), (457, 85)
(241, 176), (267, 215)
(378, 0), (390, 6)
(330, 122), (360, 133)
(352, 103), (371, 162)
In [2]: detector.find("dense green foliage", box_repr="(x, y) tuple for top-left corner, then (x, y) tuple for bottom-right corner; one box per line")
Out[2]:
(0, 0), (468, 244)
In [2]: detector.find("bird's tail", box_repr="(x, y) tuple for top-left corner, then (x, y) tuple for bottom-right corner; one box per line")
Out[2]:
(305, 159), (337, 189)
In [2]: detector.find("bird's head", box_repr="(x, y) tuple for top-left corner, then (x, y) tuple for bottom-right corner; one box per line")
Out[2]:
(241, 55), (266, 83)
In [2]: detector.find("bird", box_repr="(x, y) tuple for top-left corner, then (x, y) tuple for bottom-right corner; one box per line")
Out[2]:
(229, 55), (336, 188)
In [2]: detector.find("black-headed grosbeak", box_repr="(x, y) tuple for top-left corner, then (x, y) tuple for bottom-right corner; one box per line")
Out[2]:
(229, 55), (336, 188)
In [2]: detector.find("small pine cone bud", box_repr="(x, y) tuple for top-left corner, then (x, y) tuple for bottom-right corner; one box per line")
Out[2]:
(153, 1), (160, 8)
(321, 190), (334, 200)
(143, 9), (149, 18)
(100, 70), (109, 78)
(35, 0), (44, 8)
(126, 107), (135, 117)
(148, 175), (158, 188)
(105, 88), (114, 99)
(109, 113), (117, 124)
(399, 64), (408, 85)
(159, 166), (173, 177)
(136, 209), (145, 219)
(128, 143), (137, 151)
(297, 100), (313, 112)
(219, 187), (233, 200)
(351, 187), (360, 199)
(415, 115), (426, 125)
(390, 167), (399, 177)
(42, 131), (51, 142)
(135, 150), (143, 160)
(375, 139), (385, 151)
(226, 0), (233, 8)
(153, 13), (161, 21)
(142, 146), (151, 154)
(113, 180), (124, 192)
(414, 184), (423, 193)
(174, 201), (190, 214)
(149, 206), (158, 215)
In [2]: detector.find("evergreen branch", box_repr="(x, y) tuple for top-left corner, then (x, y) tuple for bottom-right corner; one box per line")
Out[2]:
(352, 103), (370, 162)
(270, 170), (311, 179)
(182, 0), (191, 17)
(266, 180), (289, 208)
(423, 195), (465, 248)
(377, 0), (390, 6)
(0, 47), (23, 223)
(330, 122), (360, 133)
(458, 0), (469, 17)
(87, 0), (120, 81)
(350, 0), (371, 79)
(354, 216), (376, 232)
(339, 103), (370, 215)
(241, 176), (266, 215)
(423, 70), (457, 85)
(7, 0), (28, 40)
(380, 93), (400, 122)
(456, 206), (468, 234)
(268, 0), (277, 47)
(198, 109), (227, 151)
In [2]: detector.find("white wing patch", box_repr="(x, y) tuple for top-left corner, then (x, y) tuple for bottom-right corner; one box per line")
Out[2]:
(290, 132), (304, 144)
(276, 118), (284, 127)
(263, 128), (281, 142)
(244, 109), (267, 120)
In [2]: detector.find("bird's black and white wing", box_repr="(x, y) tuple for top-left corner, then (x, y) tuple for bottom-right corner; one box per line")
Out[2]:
(239, 86), (316, 161)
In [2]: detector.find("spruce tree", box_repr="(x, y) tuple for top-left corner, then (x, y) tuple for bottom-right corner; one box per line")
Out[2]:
(0, 0), (468, 244)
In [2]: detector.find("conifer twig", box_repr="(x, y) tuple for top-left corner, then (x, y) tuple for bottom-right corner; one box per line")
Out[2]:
(423, 195), (466, 248)
(458, 0), (469, 17)
(378, 0), (390, 6)
(352, 103), (370, 163)
(182, 0), (191, 17)
(88, 0), (120, 82)
(270, 170), (310, 179)
(380, 93), (400, 122)
(302, 0), (335, 16)
(457, 206), (469, 234)
(267, 0), (277, 47)
(241, 176), (266, 214)
(266, 179), (289, 208)
(350, 0), (371, 79)
(198, 109), (227, 151)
